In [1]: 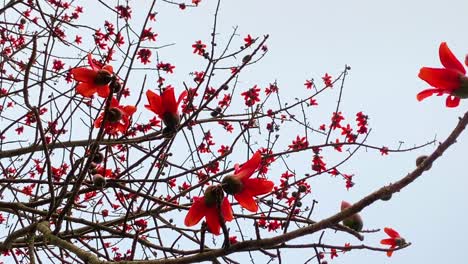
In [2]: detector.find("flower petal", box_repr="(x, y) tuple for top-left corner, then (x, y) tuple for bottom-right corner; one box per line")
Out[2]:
(439, 42), (466, 74)
(145, 90), (163, 117)
(418, 67), (461, 90)
(123, 105), (137, 116)
(386, 245), (396, 257)
(76, 82), (96, 97)
(87, 53), (99, 71)
(416, 89), (438, 101)
(380, 238), (396, 246)
(243, 178), (274, 196)
(102, 65), (113, 74)
(204, 207), (221, 235)
(384, 227), (400, 238)
(94, 115), (104, 128)
(221, 198), (234, 221)
(96, 85), (110, 98)
(162, 87), (177, 114)
(177, 90), (188, 108)
(184, 197), (206, 227)
(235, 151), (262, 180)
(234, 191), (258, 212)
(71, 67), (97, 83)
(110, 97), (119, 107)
(446, 95), (460, 107)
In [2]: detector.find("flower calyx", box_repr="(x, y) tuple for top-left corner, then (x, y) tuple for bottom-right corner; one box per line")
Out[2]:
(106, 108), (123, 123)
(94, 70), (113, 86)
(221, 175), (243, 195)
(204, 185), (224, 207)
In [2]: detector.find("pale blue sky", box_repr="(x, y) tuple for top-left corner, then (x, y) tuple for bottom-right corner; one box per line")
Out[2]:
(149, 0), (468, 263)
(3, 0), (466, 263)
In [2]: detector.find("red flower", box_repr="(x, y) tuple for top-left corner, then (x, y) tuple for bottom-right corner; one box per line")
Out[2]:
(157, 62), (175, 73)
(192, 40), (206, 55)
(244, 34), (254, 47)
(52, 59), (65, 72)
(417, 42), (468, 107)
(222, 151), (274, 212)
(241, 85), (261, 106)
(94, 97), (136, 135)
(71, 54), (113, 98)
(116, 5), (132, 20)
(184, 186), (233, 235)
(322, 73), (333, 88)
(380, 146), (389, 155)
(137, 48), (152, 64)
(288, 135), (309, 150)
(380, 227), (406, 257)
(145, 87), (188, 131)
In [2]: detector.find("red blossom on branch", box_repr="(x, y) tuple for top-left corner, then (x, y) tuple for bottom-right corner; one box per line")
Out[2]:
(380, 227), (406, 257)
(192, 40), (206, 55)
(244, 34), (254, 47)
(417, 42), (468, 107)
(137, 48), (152, 64)
(157, 62), (175, 73)
(322, 73), (333, 87)
(184, 186), (233, 235)
(241, 85), (261, 107)
(145, 87), (188, 131)
(94, 97), (136, 135)
(70, 53), (113, 98)
(288, 136), (309, 150)
(222, 151), (274, 212)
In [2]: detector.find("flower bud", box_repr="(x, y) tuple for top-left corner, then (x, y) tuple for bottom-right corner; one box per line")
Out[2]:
(222, 175), (243, 195)
(343, 215), (363, 232)
(341, 201), (363, 232)
(94, 70), (113, 85)
(380, 193), (392, 201)
(93, 174), (107, 188)
(416, 155), (431, 171)
(242, 55), (252, 64)
(298, 185), (307, 193)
